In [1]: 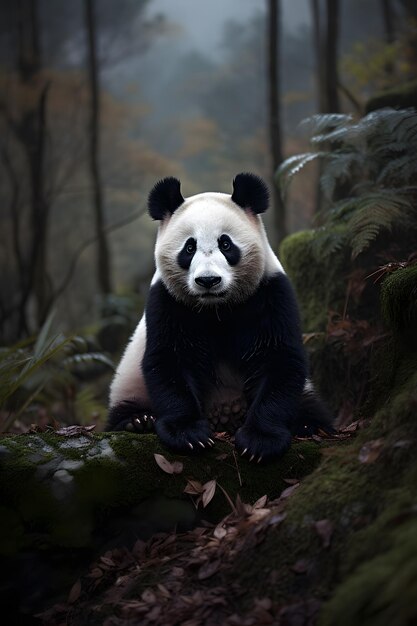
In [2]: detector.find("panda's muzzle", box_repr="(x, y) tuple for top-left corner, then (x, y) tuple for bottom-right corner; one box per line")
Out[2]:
(195, 276), (222, 289)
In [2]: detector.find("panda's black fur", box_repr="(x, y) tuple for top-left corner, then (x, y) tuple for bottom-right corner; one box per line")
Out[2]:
(107, 174), (333, 463)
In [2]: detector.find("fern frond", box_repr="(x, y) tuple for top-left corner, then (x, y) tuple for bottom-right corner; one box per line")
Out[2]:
(299, 113), (353, 136)
(377, 156), (417, 186)
(309, 226), (349, 260)
(348, 192), (415, 258)
(275, 152), (325, 194)
(320, 151), (364, 201)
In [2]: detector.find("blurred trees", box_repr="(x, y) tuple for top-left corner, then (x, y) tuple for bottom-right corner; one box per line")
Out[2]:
(0, 0), (169, 342)
(267, 0), (286, 244)
(84, 0), (112, 294)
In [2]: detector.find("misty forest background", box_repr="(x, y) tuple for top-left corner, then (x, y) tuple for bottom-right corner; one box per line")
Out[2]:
(1, 0), (416, 432)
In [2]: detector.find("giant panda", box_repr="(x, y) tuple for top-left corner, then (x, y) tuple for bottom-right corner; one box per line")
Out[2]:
(107, 173), (332, 463)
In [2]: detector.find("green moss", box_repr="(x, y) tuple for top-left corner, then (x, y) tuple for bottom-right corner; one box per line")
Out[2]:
(320, 521), (417, 626)
(365, 79), (417, 113)
(279, 229), (348, 332)
(381, 264), (417, 339)
(0, 432), (321, 553)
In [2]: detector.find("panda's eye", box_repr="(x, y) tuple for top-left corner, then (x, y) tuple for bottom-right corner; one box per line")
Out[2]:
(219, 236), (231, 251)
(185, 239), (196, 254)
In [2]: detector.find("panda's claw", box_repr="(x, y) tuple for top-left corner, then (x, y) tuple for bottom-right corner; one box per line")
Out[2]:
(241, 448), (248, 457)
(198, 441), (205, 448)
(257, 456), (263, 464)
(143, 414), (148, 421)
(188, 442), (194, 450)
(249, 454), (255, 462)
(208, 438), (215, 446)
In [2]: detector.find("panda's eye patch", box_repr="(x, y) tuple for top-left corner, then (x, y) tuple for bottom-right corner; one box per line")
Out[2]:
(218, 234), (241, 265)
(178, 237), (197, 270)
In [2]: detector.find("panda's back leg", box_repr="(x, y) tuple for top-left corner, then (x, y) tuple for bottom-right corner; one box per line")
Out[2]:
(107, 315), (154, 433)
(293, 382), (334, 437)
(107, 399), (156, 433)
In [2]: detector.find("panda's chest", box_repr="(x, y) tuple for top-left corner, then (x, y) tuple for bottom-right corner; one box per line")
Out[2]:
(203, 361), (247, 433)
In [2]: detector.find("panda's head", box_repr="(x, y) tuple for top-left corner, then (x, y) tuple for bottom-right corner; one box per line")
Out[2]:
(148, 173), (279, 307)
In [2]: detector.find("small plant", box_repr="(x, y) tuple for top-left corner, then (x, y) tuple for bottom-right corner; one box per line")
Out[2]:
(0, 314), (114, 433)
(276, 108), (417, 259)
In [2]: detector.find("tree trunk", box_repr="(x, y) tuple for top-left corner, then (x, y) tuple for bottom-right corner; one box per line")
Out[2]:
(324, 0), (340, 113)
(84, 0), (112, 295)
(267, 0), (287, 245)
(16, 0), (51, 330)
(381, 0), (395, 75)
(310, 0), (326, 113)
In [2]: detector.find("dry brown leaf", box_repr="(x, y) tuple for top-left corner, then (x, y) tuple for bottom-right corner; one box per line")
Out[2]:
(141, 588), (156, 603)
(202, 480), (217, 507)
(314, 519), (334, 548)
(154, 453), (175, 474)
(171, 566), (184, 577)
(280, 483), (300, 499)
(291, 558), (311, 574)
(171, 461), (184, 474)
(67, 579), (81, 604)
(197, 558), (221, 580)
(55, 424), (96, 437)
(268, 512), (286, 526)
(253, 495), (268, 509)
(184, 479), (204, 495)
(214, 524), (227, 540)
(358, 438), (384, 464)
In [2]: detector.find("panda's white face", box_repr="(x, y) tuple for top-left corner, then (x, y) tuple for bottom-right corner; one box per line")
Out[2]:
(155, 192), (267, 307)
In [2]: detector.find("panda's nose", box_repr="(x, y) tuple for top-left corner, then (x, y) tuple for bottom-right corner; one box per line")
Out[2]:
(195, 276), (222, 289)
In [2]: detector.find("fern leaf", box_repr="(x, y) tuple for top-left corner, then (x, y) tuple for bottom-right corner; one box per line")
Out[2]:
(348, 192), (415, 258)
(275, 152), (324, 194)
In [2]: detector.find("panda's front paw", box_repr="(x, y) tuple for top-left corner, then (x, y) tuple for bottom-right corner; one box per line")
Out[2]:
(155, 417), (214, 455)
(234, 425), (292, 464)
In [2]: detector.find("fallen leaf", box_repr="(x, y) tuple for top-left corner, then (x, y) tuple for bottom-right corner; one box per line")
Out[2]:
(141, 588), (156, 603)
(171, 461), (184, 474)
(202, 480), (217, 507)
(253, 495), (268, 509)
(214, 524), (227, 539)
(171, 566), (184, 577)
(358, 438), (384, 464)
(291, 558), (310, 574)
(184, 479), (204, 495)
(197, 558), (221, 580)
(56, 424), (96, 437)
(67, 579), (81, 604)
(314, 519), (334, 548)
(154, 453), (175, 474)
(280, 483), (300, 499)
(268, 512), (286, 526)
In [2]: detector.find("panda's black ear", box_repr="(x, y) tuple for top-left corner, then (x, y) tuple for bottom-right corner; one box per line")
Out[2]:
(231, 173), (269, 214)
(148, 177), (185, 220)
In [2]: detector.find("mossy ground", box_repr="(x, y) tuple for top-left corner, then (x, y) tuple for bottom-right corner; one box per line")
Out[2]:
(0, 432), (321, 554)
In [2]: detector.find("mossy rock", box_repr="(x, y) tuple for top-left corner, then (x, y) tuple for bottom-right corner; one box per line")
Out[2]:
(381, 264), (417, 340)
(365, 79), (417, 113)
(0, 432), (321, 555)
(279, 228), (348, 333)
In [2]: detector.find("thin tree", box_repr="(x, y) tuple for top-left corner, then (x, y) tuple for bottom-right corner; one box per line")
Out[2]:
(84, 0), (112, 294)
(324, 0), (340, 113)
(267, 0), (287, 244)
(381, 0), (395, 75)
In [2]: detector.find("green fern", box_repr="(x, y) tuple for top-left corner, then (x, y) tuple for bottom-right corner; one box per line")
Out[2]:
(277, 107), (417, 258)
